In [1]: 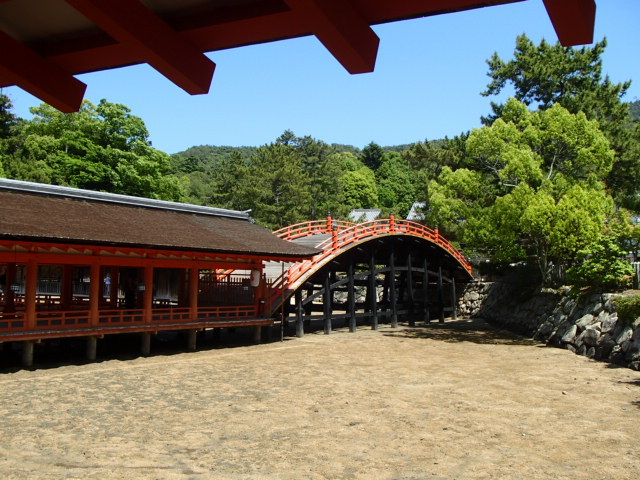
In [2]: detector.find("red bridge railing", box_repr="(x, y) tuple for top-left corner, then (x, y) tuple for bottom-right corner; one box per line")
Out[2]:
(270, 216), (472, 310)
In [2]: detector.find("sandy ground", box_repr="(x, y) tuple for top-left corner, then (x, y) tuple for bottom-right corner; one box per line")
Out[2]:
(0, 319), (639, 480)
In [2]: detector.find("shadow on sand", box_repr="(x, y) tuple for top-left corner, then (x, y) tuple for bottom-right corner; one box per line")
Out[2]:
(382, 317), (540, 346)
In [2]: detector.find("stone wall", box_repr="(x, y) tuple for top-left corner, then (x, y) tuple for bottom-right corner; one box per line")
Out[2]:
(459, 281), (640, 371)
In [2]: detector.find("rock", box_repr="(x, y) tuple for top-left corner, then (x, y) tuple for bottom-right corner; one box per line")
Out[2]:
(535, 321), (554, 340)
(576, 314), (594, 329)
(551, 312), (566, 326)
(563, 298), (576, 315)
(595, 334), (617, 360)
(591, 302), (604, 316)
(586, 347), (596, 358)
(600, 314), (617, 333)
(579, 327), (601, 348)
(561, 325), (578, 344)
(616, 326), (633, 346)
(604, 296), (615, 313)
(624, 333), (640, 362)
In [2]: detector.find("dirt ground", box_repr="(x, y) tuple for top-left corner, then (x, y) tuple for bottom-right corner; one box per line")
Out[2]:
(0, 319), (639, 480)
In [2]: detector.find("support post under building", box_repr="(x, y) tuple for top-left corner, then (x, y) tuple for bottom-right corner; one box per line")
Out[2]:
(369, 254), (378, 330)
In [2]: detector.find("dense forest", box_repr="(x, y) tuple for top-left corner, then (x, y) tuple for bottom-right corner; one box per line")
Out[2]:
(1, 35), (639, 287)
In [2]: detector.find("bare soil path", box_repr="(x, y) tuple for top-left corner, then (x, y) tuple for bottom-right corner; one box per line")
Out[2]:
(0, 319), (638, 479)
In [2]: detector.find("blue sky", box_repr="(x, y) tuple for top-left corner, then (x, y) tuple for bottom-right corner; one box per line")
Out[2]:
(3, 0), (639, 154)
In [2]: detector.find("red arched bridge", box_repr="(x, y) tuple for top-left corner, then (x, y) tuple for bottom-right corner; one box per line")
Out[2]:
(267, 216), (473, 336)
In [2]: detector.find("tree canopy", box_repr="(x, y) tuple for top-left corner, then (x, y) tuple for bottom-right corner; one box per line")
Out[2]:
(482, 34), (639, 210)
(1, 98), (182, 200)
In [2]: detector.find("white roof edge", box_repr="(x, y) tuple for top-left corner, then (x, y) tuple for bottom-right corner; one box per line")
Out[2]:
(0, 178), (251, 220)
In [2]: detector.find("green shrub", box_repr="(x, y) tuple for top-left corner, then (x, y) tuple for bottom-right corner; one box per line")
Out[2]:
(567, 236), (634, 290)
(614, 295), (640, 327)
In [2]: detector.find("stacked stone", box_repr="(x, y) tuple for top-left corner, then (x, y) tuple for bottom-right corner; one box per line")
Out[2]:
(458, 282), (640, 371)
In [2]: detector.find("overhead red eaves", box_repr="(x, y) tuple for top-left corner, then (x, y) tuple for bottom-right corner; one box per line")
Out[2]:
(283, 0), (379, 74)
(65, 0), (215, 95)
(542, 0), (596, 46)
(0, 30), (86, 112)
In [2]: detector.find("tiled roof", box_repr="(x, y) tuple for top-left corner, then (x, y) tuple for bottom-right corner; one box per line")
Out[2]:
(0, 180), (318, 259)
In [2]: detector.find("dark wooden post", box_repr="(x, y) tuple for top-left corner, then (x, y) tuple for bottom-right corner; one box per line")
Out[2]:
(389, 243), (398, 328)
(323, 271), (332, 335)
(438, 264), (445, 323)
(295, 289), (304, 338)
(423, 257), (430, 324)
(369, 254), (378, 330)
(407, 250), (415, 327)
(187, 329), (198, 350)
(451, 276), (457, 320)
(347, 260), (356, 333)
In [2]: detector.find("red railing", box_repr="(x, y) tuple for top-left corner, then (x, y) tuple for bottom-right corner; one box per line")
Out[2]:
(273, 217), (356, 241)
(0, 305), (262, 336)
(270, 217), (472, 308)
(0, 312), (26, 332)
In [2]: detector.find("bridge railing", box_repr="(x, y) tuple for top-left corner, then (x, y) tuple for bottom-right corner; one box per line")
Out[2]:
(269, 217), (472, 310)
(273, 217), (356, 241)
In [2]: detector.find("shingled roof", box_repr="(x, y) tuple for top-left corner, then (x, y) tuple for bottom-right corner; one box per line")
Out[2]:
(0, 179), (319, 259)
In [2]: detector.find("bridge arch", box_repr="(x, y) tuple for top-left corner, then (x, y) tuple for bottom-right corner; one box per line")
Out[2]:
(268, 217), (473, 336)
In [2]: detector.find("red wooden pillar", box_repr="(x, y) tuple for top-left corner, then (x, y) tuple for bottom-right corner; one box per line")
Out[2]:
(61, 265), (74, 310)
(25, 259), (37, 330)
(89, 262), (100, 326)
(189, 266), (199, 320)
(143, 265), (153, 323)
(4, 263), (16, 313)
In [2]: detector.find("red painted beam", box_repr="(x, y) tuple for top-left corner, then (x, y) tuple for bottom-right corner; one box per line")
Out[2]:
(542, 0), (596, 46)
(355, 0), (525, 24)
(0, 30), (86, 112)
(284, 0), (379, 74)
(65, 0), (215, 94)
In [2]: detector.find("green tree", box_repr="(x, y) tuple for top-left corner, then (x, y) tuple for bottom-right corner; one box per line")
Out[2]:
(482, 35), (630, 128)
(429, 99), (617, 284)
(359, 141), (384, 170)
(342, 166), (378, 210)
(233, 143), (312, 229)
(4, 100), (182, 200)
(276, 131), (345, 219)
(482, 34), (639, 210)
(375, 152), (416, 217)
(0, 92), (19, 140)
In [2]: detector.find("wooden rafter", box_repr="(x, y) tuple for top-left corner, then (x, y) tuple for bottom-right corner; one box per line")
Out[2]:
(283, 0), (379, 74)
(0, 0), (598, 111)
(542, 0), (596, 46)
(65, 0), (215, 94)
(0, 30), (86, 112)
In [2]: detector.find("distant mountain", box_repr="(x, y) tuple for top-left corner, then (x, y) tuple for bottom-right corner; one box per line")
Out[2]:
(171, 142), (422, 173)
(170, 145), (256, 173)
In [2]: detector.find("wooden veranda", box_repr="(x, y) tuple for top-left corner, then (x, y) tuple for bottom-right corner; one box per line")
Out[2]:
(0, 179), (318, 367)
